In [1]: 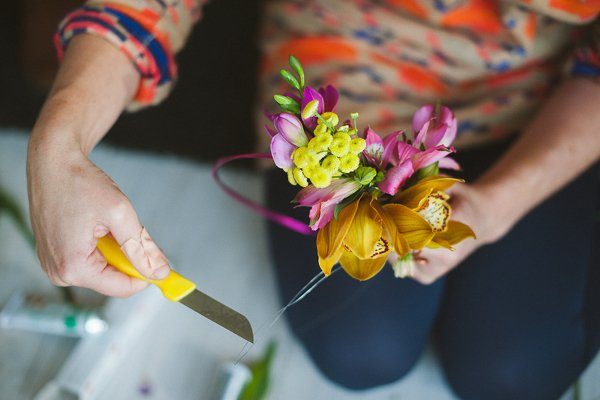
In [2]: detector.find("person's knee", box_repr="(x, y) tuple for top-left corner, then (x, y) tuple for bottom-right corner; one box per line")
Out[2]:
(442, 352), (573, 400)
(301, 331), (424, 390)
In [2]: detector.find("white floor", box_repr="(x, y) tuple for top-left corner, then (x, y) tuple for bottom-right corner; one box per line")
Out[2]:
(1, 131), (598, 400)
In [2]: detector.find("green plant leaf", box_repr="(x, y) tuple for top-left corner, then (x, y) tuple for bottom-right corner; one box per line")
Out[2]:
(354, 166), (377, 186)
(273, 94), (297, 106)
(415, 162), (439, 180)
(279, 102), (301, 115)
(288, 55), (305, 88)
(280, 69), (300, 91)
(238, 342), (277, 400)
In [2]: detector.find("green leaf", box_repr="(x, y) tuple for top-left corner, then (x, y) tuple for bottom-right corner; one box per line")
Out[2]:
(354, 166), (377, 186)
(403, 162), (440, 188)
(288, 55), (305, 88)
(238, 342), (277, 400)
(279, 102), (301, 115)
(0, 186), (35, 248)
(415, 162), (439, 180)
(273, 94), (297, 106)
(280, 69), (300, 91)
(274, 95), (300, 114)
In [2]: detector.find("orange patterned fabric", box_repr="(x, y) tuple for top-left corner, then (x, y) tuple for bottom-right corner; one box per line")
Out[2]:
(258, 0), (600, 148)
(57, 0), (600, 147)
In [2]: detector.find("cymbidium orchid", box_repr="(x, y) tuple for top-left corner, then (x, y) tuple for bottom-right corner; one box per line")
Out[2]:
(386, 176), (476, 251)
(316, 194), (409, 280)
(315, 177), (476, 280)
(262, 55), (476, 282)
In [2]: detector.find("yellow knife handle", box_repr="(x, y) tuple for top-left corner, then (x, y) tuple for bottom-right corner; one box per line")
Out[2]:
(97, 235), (196, 302)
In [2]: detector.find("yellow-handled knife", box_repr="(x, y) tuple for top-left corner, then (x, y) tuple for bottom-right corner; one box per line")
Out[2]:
(97, 235), (254, 342)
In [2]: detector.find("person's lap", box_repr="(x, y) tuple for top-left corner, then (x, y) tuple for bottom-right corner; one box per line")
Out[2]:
(265, 141), (600, 399)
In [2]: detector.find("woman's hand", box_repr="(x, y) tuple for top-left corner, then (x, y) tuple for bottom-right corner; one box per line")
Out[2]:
(409, 78), (600, 285)
(410, 183), (505, 285)
(27, 34), (170, 297)
(27, 136), (171, 297)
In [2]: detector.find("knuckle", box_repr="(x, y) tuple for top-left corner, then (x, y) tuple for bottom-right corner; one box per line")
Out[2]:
(109, 197), (132, 221)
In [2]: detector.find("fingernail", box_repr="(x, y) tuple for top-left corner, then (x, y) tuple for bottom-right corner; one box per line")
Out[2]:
(153, 266), (171, 280)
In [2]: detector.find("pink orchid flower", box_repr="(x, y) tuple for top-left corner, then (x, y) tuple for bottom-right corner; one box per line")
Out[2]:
(295, 178), (362, 230)
(363, 128), (405, 169)
(412, 104), (457, 147)
(362, 128), (417, 195)
(411, 105), (460, 171)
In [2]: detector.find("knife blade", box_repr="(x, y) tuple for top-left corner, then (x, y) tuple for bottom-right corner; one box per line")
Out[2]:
(96, 235), (254, 343)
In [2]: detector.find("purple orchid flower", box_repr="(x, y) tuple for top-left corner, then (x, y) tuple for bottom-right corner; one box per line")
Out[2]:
(295, 178), (362, 230)
(274, 113), (309, 147)
(270, 133), (296, 169)
(318, 85), (339, 113)
(301, 85), (339, 130)
(269, 113), (309, 169)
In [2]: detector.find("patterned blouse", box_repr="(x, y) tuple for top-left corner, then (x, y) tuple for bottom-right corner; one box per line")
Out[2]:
(56, 0), (600, 149)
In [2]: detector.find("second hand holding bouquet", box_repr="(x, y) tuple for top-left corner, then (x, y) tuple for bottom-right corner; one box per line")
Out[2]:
(267, 56), (476, 281)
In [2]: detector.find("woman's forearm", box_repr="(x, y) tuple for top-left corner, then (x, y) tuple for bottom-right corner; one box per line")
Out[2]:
(474, 78), (600, 241)
(30, 34), (139, 155)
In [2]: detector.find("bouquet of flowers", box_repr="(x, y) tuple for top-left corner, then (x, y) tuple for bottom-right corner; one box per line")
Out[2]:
(265, 56), (476, 281)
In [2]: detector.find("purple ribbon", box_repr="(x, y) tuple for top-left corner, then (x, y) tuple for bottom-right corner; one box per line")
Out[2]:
(212, 153), (315, 236)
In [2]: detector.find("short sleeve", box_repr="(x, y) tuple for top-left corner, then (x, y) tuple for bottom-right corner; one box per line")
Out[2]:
(55, 0), (207, 111)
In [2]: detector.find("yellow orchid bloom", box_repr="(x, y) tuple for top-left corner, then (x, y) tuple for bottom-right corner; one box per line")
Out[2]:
(315, 176), (475, 281)
(384, 176), (476, 251)
(316, 194), (409, 281)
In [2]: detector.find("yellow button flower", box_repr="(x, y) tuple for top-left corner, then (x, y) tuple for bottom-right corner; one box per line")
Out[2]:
(302, 164), (315, 179)
(321, 155), (341, 173)
(309, 166), (332, 188)
(308, 133), (333, 152)
(314, 123), (329, 136)
(333, 131), (351, 142)
(329, 138), (350, 157)
(301, 100), (320, 119)
(292, 167), (309, 187)
(286, 168), (297, 186)
(321, 112), (339, 127)
(349, 137), (366, 154)
(339, 153), (360, 173)
(292, 147), (317, 168)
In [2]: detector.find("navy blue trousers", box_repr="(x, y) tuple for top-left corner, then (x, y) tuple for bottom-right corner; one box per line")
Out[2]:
(266, 141), (600, 400)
